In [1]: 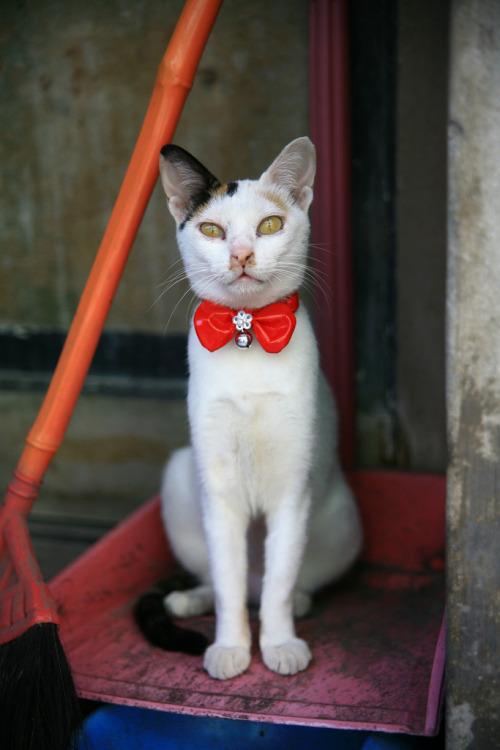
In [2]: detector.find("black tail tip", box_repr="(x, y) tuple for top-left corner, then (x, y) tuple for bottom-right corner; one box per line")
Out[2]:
(134, 590), (208, 656)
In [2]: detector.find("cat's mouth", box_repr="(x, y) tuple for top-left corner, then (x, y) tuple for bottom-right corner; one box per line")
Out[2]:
(232, 270), (262, 284)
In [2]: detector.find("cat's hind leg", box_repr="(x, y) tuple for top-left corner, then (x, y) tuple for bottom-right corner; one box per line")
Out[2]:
(161, 446), (214, 616)
(165, 584), (214, 618)
(296, 469), (362, 601)
(292, 590), (312, 618)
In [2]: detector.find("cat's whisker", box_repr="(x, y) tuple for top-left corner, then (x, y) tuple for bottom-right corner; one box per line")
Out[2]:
(184, 274), (224, 314)
(174, 268), (224, 323)
(156, 269), (190, 294)
(308, 241), (338, 257)
(154, 259), (216, 299)
(155, 256), (188, 286)
(149, 271), (192, 313)
(187, 297), (200, 321)
(269, 261), (332, 309)
(153, 262), (214, 329)
(162, 286), (198, 335)
(275, 258), (330, 288)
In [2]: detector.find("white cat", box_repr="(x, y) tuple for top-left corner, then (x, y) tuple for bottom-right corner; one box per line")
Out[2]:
(157, 137), (362, 680)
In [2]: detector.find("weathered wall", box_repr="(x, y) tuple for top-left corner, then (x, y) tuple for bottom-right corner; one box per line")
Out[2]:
(0, 0), (450, 519)
(0, 0), (309, 518)
(0, 0), (309, 335)
(447, 0), (500, 746)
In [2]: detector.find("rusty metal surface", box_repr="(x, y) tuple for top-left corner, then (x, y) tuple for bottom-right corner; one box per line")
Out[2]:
(50, 479), (445, 735)
(64, 577), (443, 734)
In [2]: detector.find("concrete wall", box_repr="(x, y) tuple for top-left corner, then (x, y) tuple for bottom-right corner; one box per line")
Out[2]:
(0, 0), (449, 520)
(1, 0), (309, 335)
(447, 0), (500, 745)
(0, 0), (309, 520)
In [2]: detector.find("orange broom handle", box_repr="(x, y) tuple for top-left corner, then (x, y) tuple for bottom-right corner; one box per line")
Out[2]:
(13, 0), (223, 492)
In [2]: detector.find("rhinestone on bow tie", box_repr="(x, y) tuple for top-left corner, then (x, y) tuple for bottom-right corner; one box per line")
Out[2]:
(232, 310), (253, 331)
(232, 310), (253, 348)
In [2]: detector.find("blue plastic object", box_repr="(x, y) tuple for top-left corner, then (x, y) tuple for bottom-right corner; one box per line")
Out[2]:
(75, 703), (437, 750)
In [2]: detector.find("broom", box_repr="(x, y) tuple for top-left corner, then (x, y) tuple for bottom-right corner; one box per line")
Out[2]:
(0, 1), (223, 747)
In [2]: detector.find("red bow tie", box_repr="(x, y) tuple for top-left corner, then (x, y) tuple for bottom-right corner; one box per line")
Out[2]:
(194, 292), (299, 353)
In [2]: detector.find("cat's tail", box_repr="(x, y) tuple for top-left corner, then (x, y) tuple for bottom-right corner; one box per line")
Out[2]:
(134, 571), (208, 656)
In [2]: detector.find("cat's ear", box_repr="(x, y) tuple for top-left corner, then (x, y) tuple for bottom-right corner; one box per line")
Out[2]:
(259, 137), (316, 212)
(159, 145), (220, 225)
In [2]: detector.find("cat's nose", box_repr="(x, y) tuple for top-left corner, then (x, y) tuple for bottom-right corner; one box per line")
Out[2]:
(231, 246), (254, 267)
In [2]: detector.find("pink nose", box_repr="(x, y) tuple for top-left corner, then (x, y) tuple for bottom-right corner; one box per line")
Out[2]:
(231, 246), (254, 266)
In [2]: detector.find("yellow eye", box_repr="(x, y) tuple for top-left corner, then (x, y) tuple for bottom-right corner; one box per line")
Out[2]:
(200, 222), (224, 238)
(258, 216), (283, 235)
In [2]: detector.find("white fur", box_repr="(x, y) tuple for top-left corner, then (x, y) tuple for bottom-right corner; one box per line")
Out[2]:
(159, 138), (362, 680)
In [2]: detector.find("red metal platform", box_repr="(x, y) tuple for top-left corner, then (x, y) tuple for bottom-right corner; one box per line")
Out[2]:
(49, 470), (445, 736)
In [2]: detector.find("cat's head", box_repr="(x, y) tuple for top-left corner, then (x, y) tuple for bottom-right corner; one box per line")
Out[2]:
(159, 137), (316, 310)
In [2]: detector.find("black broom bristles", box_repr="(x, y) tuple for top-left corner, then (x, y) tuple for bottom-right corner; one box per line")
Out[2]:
(0, 623), (83, 750)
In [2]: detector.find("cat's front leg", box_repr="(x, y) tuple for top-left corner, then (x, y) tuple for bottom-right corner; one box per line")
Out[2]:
(259, 494), (312, 675)
(201, 496), (252, 680)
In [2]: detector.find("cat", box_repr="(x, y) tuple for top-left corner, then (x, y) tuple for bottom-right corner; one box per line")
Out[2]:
(137, 137), (362, 681)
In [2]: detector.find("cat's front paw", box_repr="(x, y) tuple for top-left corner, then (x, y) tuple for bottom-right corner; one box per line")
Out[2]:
(262, 638), (312, 675)
(203, 644), (251, 680)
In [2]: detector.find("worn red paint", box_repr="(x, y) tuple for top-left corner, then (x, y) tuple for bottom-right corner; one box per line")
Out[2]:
(50, 470), (445, 736)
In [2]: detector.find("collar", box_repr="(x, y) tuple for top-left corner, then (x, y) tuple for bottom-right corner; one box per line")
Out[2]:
(193, 292), (299, 353)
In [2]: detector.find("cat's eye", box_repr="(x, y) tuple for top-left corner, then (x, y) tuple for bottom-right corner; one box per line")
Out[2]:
(200, 222), (225, 238)
(258, 216), (283, 235)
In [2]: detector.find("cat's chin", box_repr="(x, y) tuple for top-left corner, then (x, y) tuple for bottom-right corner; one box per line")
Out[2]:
(223, 275), (268, 307)
(230, 273), (263, 292)
(192, 274), (296, 310)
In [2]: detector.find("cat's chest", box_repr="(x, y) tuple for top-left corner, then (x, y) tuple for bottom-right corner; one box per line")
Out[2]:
(186, 308), (319, 498)
(187, 307), (318, 405)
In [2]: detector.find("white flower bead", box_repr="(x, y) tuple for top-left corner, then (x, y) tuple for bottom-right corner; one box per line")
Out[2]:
(232, 310), (253, 331)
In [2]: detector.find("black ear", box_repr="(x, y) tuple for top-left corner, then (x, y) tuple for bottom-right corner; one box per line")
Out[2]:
(159, 145), (220, 225)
